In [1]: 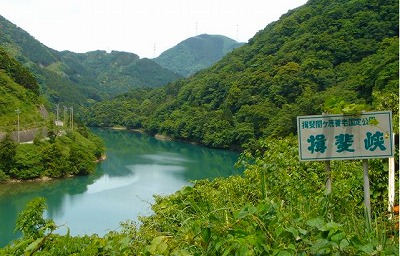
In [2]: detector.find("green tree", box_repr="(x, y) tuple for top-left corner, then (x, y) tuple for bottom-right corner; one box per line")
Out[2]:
(0, 133), (17, 174)
(47, 118), (58, 143)
(15, 197), (56, 239)
(41, 143), (69, 178)
(68, 145), (96, 175)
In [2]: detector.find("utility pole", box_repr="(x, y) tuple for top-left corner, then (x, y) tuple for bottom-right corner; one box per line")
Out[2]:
(63, 106), (67, 126)
(15, 108), (20, 143)
(69, 106), (74, 131)
(56, 104), (59, 121)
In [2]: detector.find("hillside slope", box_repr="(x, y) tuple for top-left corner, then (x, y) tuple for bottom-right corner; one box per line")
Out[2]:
(154, 34), (244, 77)
(58, 50), (182, 97)
(85, 0), (398, 149)
(0, 47), (45, 133)
(0, 46), (105, 182)
(0, 15), (182, 105)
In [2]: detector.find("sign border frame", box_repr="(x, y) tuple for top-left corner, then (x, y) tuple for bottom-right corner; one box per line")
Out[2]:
(297, 111), (394, 161)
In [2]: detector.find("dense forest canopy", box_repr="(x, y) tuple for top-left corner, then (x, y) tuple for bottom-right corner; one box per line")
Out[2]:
(84, 0), (399, 150)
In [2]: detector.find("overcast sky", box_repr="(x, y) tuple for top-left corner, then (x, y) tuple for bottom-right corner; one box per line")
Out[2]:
(0, 0), (308, 58)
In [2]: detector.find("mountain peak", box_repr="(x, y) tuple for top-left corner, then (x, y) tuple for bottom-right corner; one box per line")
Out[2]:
(154, 34), (244, 77)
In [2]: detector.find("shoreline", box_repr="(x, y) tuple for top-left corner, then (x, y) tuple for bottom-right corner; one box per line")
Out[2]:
(2, 153), (107, 184)
(100, 126), (241, 152)
(154, 133), (172, 141)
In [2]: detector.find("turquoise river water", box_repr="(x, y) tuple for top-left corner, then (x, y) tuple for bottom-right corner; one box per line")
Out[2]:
(0, 129), (242, 247)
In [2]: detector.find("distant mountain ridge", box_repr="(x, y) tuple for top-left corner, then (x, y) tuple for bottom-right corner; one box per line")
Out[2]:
(0, 15), (182, 105)
(58, 50), (182, 97)
(154, 34), (244, 77)
(0, 15), (243, 105)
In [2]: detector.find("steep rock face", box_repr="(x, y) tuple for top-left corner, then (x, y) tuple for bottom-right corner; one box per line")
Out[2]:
(154, 34), (244, 77)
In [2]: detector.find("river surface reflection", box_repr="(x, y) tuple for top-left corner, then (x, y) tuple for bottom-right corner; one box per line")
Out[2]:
(0, 129), (242, 247)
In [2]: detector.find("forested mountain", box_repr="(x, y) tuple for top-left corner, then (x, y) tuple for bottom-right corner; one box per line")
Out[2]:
(57, 50), (182, 97)
(0, 15), (182, 105)
(154, 34), (244, 77)
(85, 0), (399, 149)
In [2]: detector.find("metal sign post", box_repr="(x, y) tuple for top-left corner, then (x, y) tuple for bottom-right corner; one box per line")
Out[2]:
(388, 133), (396, 219)
(324, 160), (332, 194)
(362, 159), (372, 229)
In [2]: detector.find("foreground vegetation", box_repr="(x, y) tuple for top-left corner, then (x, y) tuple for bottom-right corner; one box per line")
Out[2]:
(1, 137), (397, 255)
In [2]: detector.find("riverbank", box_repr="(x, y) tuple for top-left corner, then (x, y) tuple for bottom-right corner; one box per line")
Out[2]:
(104, 126), (241, 151)
(6, 176), (55, 183)
(1, 153), (107, 184)
(154, 133), (172, 141)
(110, 126), (173, 142)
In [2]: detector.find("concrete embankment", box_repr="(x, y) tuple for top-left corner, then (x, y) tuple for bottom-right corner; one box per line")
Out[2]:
(0, 128), (47, 143)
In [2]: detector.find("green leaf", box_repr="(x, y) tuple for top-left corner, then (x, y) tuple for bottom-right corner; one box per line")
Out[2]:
(298, 227), (308, 236)
(339, 239), (350, 250)
(310, 239), (331, 254)
(66, 227), (70, 238)
(360, 243), (374, 254)
(147, 236), (169, 254)
(275, 226), (284, 237)
(276, 250), (293, 256)
(285, 226), (301, 241)
(180, 186), (194, 195)
(120, 236), (131, 247)
(201, 227), (211, 244)
(172, 249), (192, 256)
(24, 237), (44, 253)
(238, 245), (249, 256)
(11, 238), (34, 251)
(306, 217), (325, 230)
(237, 205), (257, 219)
(321, 222), (342, 232)
(330, 232), (345, 243)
